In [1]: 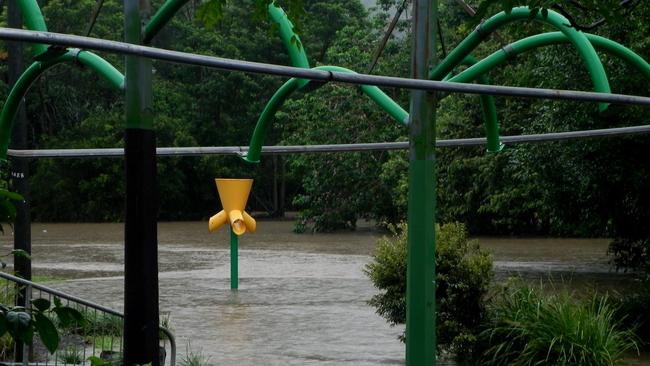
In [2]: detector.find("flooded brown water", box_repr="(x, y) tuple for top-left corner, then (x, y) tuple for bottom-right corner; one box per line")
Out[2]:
(4, 220), (644, 365)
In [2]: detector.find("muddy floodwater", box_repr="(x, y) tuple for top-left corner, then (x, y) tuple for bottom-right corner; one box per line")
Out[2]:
(8, 220), (642, 365)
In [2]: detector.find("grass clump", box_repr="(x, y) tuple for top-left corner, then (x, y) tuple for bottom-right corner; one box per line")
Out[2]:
(479, 284), (639, 366)
(57, 346), (83, 364)
(179, 342), (211, 366)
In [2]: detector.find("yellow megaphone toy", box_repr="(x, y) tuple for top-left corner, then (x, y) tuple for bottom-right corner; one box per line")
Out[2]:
(208, 179), (256, 236)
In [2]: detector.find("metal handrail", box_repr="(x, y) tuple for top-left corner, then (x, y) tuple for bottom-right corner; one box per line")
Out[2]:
(0, 272), (176, 366)
(5, 123), (650, 159)
(2, 27), (650, 107)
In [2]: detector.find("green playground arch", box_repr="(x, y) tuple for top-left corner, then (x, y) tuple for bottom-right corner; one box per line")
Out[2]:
(3, 1), (650, 365)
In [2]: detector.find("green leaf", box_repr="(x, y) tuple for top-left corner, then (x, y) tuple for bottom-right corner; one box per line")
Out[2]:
(53, 307), (84, 327)
(88, 356), (112, 366)
(0, 200), (16, 219)
(0, 189), (24, 201)
(31, 298), (51, 312)
(0, 315), (7, 337)
(6, 311), (31, 342)
(53, 296), (62, 308)
(11, 249), (31, 260)
(197, 0), (228, 27)
(34, 312), (59, 354)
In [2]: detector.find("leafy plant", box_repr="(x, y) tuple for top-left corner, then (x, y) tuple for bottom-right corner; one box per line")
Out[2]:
(57, 346), (83, 364)
(479, 283), (639, 365)
(0, 297), (84, 354)
(179, 342), (212, 366)
(364, 222), (493, 361)
(612, 279), (650, 350)
(0, 188), (22, 234)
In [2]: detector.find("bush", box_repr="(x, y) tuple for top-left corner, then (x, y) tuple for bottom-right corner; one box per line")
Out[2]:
(479, 284), (639, 366)
(612, 279), (650, 350)
(364, 222), (493, 361)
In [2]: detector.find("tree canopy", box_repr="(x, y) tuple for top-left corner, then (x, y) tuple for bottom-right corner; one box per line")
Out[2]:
(1, 0), (648, 271)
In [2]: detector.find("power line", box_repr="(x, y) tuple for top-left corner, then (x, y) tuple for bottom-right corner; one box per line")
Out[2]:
(7, 124), (649, 159)
(2, 28), (650, 106)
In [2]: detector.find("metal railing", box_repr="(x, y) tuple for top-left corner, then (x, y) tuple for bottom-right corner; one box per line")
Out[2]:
(0, 272), (175, 366)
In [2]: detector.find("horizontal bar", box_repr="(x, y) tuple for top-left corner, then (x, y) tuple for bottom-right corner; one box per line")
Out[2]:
(7, 124), (650, 158)
(0, 271), (122, 316)
(2, 28), (650, 106)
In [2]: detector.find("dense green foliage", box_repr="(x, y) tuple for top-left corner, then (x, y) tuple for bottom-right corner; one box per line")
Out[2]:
(478, 284), (638, 365)
(364, 222), (493, 360)
(0, 0), (648, 272)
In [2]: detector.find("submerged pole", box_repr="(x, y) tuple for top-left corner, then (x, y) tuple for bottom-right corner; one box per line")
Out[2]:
(123, 0), (160, 365)
(406, 0), (437, 365)
(231, 228), (239, 290)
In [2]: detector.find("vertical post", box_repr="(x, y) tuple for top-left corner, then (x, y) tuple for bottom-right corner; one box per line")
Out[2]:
(8, 1), (32, 362)
(406, 0), (437, 365)
(230, 228), (239, 290)
(124, 1), (159, 365)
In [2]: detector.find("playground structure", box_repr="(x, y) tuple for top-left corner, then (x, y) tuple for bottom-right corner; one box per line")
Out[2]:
(208, 178), (257, 290)
(2, 0), (650, 365)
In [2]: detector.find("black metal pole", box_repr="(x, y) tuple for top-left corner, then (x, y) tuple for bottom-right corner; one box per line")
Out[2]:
(8, 0), (32, 362)
(123, 0), (159, 365)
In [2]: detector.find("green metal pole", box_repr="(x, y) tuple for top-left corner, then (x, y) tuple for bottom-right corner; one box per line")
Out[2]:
(124, 0), (159, 365)
(407, 0), (437, 365)
(16, 0), (48, 57)
(231, 228), (239, 290)
(429, 7), (610, 112)
(0, 51), (124, 160)
(450, 32), (650, 84)
(243, 65), (410, 163)
(142, 0), (190, 44)
(443, 57), (503, 153)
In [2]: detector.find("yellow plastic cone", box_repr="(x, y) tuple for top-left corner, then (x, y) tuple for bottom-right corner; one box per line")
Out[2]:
(208, 179), (256, 235)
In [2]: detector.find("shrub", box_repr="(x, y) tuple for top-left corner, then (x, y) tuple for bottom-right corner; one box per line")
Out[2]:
(612, 279), (650, 349)
(179, 342), (211, 366)
(364, 222), (493, 362)
(57, 346), (83, 364)
(479, 284), (639, 366)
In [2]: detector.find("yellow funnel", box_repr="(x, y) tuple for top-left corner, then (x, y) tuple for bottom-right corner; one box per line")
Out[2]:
(208, 179), (256, 236)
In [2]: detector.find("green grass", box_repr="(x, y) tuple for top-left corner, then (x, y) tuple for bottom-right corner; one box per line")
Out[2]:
(91, 335), (120, 351)
(77, 309), (123, 337)
(57, 346), (83, 364)
(32, 275), (64, 283)
(179, 343), (211, 366)
(479, 284), (639, 365)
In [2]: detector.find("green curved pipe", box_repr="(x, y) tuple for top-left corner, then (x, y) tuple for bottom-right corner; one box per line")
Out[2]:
(17, 0), (49, 57)
(430, 7), (611, 112)
(143, 0), (191, 44)
(144, 1), (310, 72)
(0, 50), (124, 159)
(444, 57), (503, 153)
(267, 3), (310, 70)
(586, 34), (650, 79)
(451, 32), (650, 84)
(243, 65), (410, 163)
(242, 78), (301, 164)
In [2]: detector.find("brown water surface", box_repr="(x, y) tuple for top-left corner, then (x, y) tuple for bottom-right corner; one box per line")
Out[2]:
(3, 221), (640, 365)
